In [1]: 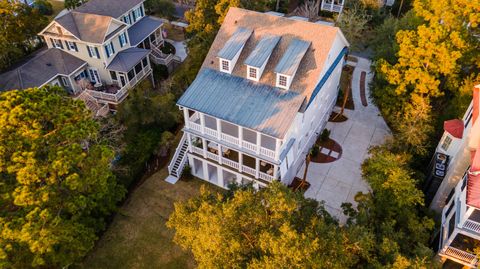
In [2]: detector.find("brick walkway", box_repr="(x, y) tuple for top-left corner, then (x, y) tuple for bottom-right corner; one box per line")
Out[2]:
(298, 57), (391, 224)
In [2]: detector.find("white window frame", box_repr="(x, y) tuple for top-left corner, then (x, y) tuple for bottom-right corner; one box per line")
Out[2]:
(53, 39), (63, 49)
(247, 66), (259, 81)
(277, 74), (289, 89)
(220, 59), (230, 73)
(135, 8), (142, 20)
(119, 32), (127, 47)
(87, 46), (99, 59)
(66, 41), (76, 51)
(61, 76), (69, 86)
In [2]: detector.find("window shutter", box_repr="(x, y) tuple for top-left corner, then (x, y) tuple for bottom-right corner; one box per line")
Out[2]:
(95, 47), (100, 59)
(87, 46), (92, 57)
(105, 46), (110, 58)
(140, 6), (144, 17)
(59, 40), (64, 49)
(50, 38), (55, 48)
(73, 42), (78, 51)
(111, 42), (115, 54)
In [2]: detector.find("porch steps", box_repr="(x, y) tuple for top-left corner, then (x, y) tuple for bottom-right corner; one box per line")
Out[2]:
(77, 91), (109, 117)
(166, 133), (189, 183)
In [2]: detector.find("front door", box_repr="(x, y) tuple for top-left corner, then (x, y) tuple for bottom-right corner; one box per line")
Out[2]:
(119, 74), (127, 87)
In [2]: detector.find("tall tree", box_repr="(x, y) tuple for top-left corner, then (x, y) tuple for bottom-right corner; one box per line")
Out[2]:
(0, 87), (125, 268)
(64, 0), (88, 10)
(0, 0), (48, 71)
(167, 182), (374, 268)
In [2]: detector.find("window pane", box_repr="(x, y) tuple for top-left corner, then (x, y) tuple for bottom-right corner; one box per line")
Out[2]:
(135, 63), (142, 74)
(128, 70), (135, 80)
(110, 71), (117, 80)
(142, 58), (148, 67)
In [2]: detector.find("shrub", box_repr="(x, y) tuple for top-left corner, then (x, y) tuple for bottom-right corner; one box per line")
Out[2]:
(145, 0), (175, 18)
(310, 145), (319, 157)
(182, 164), (192, 180)
(320, 129), (331, 142)
(34, 0), (53, 15)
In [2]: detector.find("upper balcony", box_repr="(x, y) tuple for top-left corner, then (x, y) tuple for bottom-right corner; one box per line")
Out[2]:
(183, 109), (281, 162)
(320, 0), (345, 13)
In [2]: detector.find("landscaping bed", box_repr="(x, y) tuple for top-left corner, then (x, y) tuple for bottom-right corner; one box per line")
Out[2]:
(336, 65), (355, 110)
(329, 111), (348, 122)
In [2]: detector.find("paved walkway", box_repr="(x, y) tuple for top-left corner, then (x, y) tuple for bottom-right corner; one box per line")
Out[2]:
(166, 39), (188, 62)
(297, 57), (391, 224)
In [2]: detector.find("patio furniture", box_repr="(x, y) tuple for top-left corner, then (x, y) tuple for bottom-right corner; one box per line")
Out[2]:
(267, 168), (274, 175)
(260, 161), (267, 167)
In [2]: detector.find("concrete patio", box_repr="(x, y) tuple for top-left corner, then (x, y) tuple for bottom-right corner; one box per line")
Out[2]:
(297, 57), (391, 224)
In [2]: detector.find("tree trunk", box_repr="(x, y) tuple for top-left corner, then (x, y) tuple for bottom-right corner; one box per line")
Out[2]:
(397, 0), (405, 17)
(333, 83), (350, 120)
(296, 154), (311, 191)
(276, 0), (281, 11)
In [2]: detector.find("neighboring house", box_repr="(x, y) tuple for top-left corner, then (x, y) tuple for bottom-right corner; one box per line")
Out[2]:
(167, 8), (349, 189)
(427, 85), (480, 268)
(0, 0), (174, 115)
(320, 0), (345, 13)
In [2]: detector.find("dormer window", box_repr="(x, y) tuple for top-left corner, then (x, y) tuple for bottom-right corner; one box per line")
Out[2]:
(247, 66), (258, 81)
(277, 74), (289, 89)
(220, 59), (230, 73)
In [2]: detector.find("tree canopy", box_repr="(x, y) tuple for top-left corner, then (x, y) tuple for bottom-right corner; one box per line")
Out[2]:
(0, 87), (125, 268)
(167, 182), (374, 269)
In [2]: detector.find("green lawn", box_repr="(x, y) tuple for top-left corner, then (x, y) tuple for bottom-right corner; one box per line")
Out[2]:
(77, 168), (221, 269)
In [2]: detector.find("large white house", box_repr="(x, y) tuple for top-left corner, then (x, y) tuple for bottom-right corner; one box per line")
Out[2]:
(167, 8), (349, 189)
(0, 0), (176, 116)
(426, 85), (480, 268)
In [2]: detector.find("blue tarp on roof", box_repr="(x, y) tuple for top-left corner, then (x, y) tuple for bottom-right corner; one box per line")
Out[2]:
(274, 38), (311, 76)
(244, 35), (281, 68)
(177, 68), (305, 138)
(218, 27), (253, 60)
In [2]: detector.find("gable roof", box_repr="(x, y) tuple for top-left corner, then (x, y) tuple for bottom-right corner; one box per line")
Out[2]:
(218, 27), (253, 60)
(74, 0), (144, 18)
(0, 49), (86, 91)
(274, 38), (311, 76)
(244, 35), (281, 68)
(178, 68), (305, 138)
(54, 11), (124, 43)
(201, 8), (342, 101)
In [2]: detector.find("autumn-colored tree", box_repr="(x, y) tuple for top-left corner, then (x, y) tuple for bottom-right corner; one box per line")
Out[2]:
(0, 1), (48, 71)
(167, 182), (373, 268)
(0, 87), (125, 268)
(64, 0), (88, 10)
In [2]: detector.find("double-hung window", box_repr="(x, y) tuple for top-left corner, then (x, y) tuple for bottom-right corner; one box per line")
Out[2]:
(119, 32), (127, 48)
(104, 42), (115, 58)
(66, 41), (78, 52)
(51, 38), (63, 49)
(123, 15), (131, 25)
(87, 45), (100, 59)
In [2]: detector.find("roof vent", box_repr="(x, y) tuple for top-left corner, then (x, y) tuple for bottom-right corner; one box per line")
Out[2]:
(217, 27), (253, 74)
(274, 38), (311, 90)
(244, 35), (281, 81)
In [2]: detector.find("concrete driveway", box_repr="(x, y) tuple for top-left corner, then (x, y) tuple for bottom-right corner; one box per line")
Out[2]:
(298, 57), (391, 224)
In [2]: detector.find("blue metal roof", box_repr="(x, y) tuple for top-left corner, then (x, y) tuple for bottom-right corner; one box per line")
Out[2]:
(127, 16), (164, 46)
(217, 27), (253, 60)
(307, 46), (348, 108)
(274, 38), (311, 76)
(177, 68), (305, 138)
(244, 35), (281, 68)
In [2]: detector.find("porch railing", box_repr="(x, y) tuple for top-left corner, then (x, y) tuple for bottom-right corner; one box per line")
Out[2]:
(222, 158), (239, 170)
(463, 219), (480, 234)
(221, 133), (240, 146)
(242, 140), (257, 152)
(204, 127), (218, 138)
(260, 147), (275, 159)
(321, 1), (343, 12)
(189, 122), (202, 133)
(242, 165), (256, 176)
(206, 151), (219, 162)
(259, 171), (275, 182)
(192, 146), (203, 156)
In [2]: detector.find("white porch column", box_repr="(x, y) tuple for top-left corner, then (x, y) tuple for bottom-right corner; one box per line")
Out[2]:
(216, 118), (222, 140)
(256, 132), (261, 154)
(218, 144), (223, 165)
(187, 133), (193, 152)
(218, 167), (224, 188)
(201, 137), (207, 158)
(239, 126), (243, 149)
(274, 139), (281, 160)
(183, 108), (190, 129)
(273, 165), (279, 180)
(239, 153), (243, 173)
(255, 158), (260, 179)
(200, 113), (206, 134)
(202, 160), (209, 181)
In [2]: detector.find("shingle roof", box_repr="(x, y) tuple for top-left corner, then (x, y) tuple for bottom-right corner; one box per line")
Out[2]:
(127, 16), (165, 46)
(218, 27), (253, 60)
(201, 8), (341, 101)
(244, 35), (281, 68)
(274, 38), (311, 76)
(106, 47), (150, 72)
(178, 68), (305, 138)
(0, 49), (86, 91)
(55, 11), (122, 43)
(74, 0), (144, 18)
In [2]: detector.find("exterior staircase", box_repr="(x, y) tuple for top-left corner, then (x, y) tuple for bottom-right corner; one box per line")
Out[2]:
(77, 91), (110, 117)
(166, 133), (189, 184)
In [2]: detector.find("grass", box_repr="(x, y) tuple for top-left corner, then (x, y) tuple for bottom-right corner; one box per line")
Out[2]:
(47, 0), (65, 20)
(77, 168), (222, 269)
